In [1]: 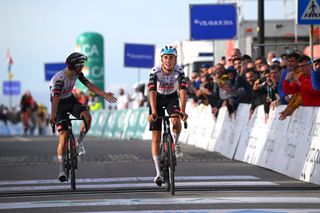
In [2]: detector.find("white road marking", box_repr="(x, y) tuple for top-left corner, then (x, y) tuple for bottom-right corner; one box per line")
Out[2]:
(71, 210), (320, 213)
(12, 136), (31, 142)
(0, 197), (319, 210)
(0, 175), (259, 186)
(0, 181), (277, 192)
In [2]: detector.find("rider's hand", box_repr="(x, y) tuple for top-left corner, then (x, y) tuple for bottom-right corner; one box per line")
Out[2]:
(104, 92), (117, 103)
(180, 112), (188, 122)
(148, 113), (157, 122)
(49, 115), (56, 126)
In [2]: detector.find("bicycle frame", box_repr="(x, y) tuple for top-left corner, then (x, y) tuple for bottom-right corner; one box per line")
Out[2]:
(52, 115), (88, 190)
(158, 115), (186, 195)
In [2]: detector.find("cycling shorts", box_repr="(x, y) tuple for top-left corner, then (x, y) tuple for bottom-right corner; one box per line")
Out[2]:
(149, 93), (181, 131)
(56, 95), (88, 131)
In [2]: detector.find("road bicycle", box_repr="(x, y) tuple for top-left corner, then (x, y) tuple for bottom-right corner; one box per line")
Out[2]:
(52, 115), (88, 190)
(158, 115), (187, 195)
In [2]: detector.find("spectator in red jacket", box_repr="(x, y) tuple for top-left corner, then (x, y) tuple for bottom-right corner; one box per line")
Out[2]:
(282, 55), (320, 106)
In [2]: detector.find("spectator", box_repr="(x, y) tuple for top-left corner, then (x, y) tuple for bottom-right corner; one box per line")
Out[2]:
(117, 88), (129, 110)
(246, 69), (264, 118)
(311, 58), (320, 90)
(130, 83), (144, 109)
(278, 52), (302, 120)
(267, 51), (276, 65)
(241, 54), (252, 68)
(227, 48), (241, 70)
(253, 68), (279, 123)
(218, 69), (239, 116)
(190, 71), (201, 90)
(254, 56), (266, 74)
(20, 90), (36, 135)
(283, 55), (320, 106)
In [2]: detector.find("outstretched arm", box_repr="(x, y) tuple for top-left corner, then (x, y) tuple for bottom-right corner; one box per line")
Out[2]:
(85, 81), (117, 103)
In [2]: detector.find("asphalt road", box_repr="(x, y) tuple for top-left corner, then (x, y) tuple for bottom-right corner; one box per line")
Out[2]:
(0, 135), (319, 213)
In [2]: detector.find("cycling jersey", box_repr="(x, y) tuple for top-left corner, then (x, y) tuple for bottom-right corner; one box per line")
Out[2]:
(148, 64), (187, 95)
(49, 70), (89, 100)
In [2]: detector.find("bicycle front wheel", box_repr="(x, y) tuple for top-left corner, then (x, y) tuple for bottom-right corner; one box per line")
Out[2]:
(69, 134), (77, 190)
(167, 134), (175, 195)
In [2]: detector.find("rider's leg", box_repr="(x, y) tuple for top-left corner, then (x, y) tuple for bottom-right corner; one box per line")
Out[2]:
(57, 130), (68, 175)
(151, 131), (162, 177)
(76, 110), (91, 155)
(171, 116), (182, 145)
(78, 110), (91, 144)
(22, 112), (29, 135)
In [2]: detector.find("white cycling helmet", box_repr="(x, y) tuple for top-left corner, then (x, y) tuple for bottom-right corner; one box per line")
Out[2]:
(160, 46), (177, 56)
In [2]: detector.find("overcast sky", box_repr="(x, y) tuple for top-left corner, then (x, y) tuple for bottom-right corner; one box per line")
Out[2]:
(0, 0), (295, 108)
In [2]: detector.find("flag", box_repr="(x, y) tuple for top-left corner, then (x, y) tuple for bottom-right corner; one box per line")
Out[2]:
(5, 50), (13, 73)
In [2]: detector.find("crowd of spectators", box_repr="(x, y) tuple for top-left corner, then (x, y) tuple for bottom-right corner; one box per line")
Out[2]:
(0, 91), (49, 135)
(185, 48), (320, 122)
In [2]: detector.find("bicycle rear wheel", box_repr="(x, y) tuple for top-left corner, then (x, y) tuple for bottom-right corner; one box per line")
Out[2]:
(166, 134), (175, 195)
(69, 134), (77, 190)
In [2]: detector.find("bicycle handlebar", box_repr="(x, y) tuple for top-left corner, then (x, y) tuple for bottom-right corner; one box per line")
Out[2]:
(156, 115), (188, 129)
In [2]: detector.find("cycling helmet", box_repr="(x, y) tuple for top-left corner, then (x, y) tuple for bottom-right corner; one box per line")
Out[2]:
(66, 52), (88, 70)
(160, 46), (177, 56)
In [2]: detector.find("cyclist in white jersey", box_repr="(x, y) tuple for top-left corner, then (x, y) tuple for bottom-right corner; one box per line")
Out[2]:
(148, 46), (188, 186)
(49, 52), (117, 182)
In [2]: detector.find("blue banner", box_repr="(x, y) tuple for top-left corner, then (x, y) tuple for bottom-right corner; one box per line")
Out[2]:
(297, 0), (320, 25)
(44, 63), (66, 81)
(190, 4), (237, 40)
(3, 81), (20, 95)
(124, 43), (155, 68)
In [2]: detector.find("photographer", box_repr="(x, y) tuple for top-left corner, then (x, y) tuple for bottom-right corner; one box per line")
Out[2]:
(311, 58), (320, 90)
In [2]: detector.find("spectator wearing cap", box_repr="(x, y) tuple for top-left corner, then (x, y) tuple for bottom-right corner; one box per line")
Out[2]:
(311, 58), (320, 90)
(200, 64), (210, 75)
(278, 52), (302, 120)
(283, 55), (320, 106)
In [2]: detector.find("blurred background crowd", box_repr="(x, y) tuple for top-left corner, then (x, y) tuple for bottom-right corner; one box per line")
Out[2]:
(1, 48), (320, 135)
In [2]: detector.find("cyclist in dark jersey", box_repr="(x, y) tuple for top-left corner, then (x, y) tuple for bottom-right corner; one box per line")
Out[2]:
(49, 52), (117, 182)
(148, 46), (188, 186)
(20, 90), (35, 135)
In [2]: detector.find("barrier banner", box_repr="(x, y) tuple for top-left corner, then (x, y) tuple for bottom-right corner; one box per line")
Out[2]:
(112, 110), (130, 139)
(0, 121), (10, 135)
(91, 110), (110, 137)
(134, 108), (149, 139)
(194, 104), (215, 150)
(234, 105), (268, 163)
(7, 121), (23, 135)
(103, 110), (123, 138)
(87, 110), (101, 136)
(214, 104), (250, 159)
(123, 109), (141, 140)
(299, 107), (320, 185)
(208, 106), (227, 152)
(179, 102), (198, 144)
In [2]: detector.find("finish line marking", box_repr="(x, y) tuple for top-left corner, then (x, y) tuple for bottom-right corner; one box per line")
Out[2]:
(0, 197), (319, 210)
(0, 181), (277, 192)
(0, 175), (259, 186)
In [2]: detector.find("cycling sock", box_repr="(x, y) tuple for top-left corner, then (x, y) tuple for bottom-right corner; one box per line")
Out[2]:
(172, 132), (180, 145)
(152, 155), (161, 177)
(58, 155), (65, 172)
(78, 131), (86, 145)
